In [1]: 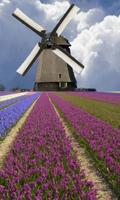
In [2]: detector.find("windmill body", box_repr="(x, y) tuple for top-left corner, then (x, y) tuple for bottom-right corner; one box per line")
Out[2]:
(12, 4), (84, 91)
(35, 36), (77, 91)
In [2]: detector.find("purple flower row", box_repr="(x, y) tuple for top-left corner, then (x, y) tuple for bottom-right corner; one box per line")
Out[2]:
(50, 93), (120, 195)
(0, 93), (96, 199)
(0, 93), (40, 137)
(69, 92), (120, 104)
(0, 92), (13, 96)
(0, 94), (31, 110)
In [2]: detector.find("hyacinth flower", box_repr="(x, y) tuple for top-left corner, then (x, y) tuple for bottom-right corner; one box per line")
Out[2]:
(0, 94), (31, 110)
(0, 93), (96, 199)
(0, 93), (40, 137)
(49, 93), (120, 196)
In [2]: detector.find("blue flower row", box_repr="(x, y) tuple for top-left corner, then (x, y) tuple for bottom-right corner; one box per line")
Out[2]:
(0, 95), (30, 110)
(0, 93), (40, 137)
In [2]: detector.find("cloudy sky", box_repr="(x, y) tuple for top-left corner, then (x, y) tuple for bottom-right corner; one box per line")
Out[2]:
(0, 0), (120, 91)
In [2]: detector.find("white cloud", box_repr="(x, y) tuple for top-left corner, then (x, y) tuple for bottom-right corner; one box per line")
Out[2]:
(71, 15), (120, 90)
(0, 3), (4, 7)
(0, 0), (10, 7)
(0, 0), (10, 14)
(74, 8), (105, 32)
(35, 0), (70, 20)
(3, 0), (10, 3)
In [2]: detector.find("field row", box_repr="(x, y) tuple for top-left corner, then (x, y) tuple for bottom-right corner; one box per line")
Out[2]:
(0, 94), (30, 110)
(0, 92), (13, 96)
(0, 92), (28, 102)
(56, 92), (120, 129)
(69, 92), (120, 104)
(50, 93), (120, 196)
(0, 93), (40, 137)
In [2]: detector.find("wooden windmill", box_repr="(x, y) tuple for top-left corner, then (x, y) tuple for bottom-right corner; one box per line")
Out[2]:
(12, 4), (84, 91)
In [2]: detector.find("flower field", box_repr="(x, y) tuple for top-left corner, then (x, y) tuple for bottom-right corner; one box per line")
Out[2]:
(0, 93), (96, 199)
(0, 91), (119, 199)
(50, 92), (120, 197)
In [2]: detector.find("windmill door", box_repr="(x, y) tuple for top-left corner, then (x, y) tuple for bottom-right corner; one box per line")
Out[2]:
(59, 82), (68, 88)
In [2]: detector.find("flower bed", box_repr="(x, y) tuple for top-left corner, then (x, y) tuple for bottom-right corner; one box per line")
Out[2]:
(69, 92), (120, 105)
(56, 92), (120, 129)
(0, 93), (40, 137)
(0, 94), (31, 110)
(0, 93), (96, 199)
(50, 93), (120, 196)
(0, 92), (13, 96)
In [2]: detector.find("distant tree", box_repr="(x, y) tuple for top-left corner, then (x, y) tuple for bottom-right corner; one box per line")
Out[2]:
(11, 87), (30, 92)
(11, 87), (20, 92)
(0, 84), (5, 91)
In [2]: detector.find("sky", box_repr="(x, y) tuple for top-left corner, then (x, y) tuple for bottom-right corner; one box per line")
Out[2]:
(0, 0), (120, 91)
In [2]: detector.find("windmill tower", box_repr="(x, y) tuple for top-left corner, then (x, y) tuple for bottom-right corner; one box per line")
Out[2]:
(12, 4), (84, 91)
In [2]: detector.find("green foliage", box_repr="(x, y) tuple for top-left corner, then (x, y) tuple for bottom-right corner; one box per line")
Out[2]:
(0, 84), (5, 91)
(0, 176), (8, 187)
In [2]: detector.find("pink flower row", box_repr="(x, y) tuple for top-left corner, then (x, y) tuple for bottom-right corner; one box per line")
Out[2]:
(50, 93), (120, 195)
(69, 92), (120, 104)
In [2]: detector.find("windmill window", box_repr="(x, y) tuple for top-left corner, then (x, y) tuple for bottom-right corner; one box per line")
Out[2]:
(59, 74), (62, 78)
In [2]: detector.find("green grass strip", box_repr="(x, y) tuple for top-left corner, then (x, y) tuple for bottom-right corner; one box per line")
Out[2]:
(55, 92), (120, 129)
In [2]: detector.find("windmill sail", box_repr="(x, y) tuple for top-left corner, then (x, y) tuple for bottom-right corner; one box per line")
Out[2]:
(51, 4), (79, 36)
(12, 8), (45, 36)
(17, 43), (42, 76)
(52, 46), (84, 73)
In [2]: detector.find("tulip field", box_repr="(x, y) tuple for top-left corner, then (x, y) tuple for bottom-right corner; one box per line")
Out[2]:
(0, 91), (120, 199)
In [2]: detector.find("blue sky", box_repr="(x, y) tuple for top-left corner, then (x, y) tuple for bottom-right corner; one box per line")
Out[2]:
(0, 0), (120, 91)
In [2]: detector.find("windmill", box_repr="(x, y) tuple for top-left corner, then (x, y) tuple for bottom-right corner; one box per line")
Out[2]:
(12, 4), (84, 91)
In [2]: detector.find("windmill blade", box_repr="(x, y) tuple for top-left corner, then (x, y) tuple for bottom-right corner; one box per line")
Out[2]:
(52, 46), (84, 73)
(12, 8), (45, 36)
(51, 4), (79, 37)
(17, 43), (43, 76)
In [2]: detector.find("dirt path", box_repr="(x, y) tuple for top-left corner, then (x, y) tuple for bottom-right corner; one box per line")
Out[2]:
(0, 97), (39, 168)
(48, 96), (117, 200)
(0, 92), (28, 102)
